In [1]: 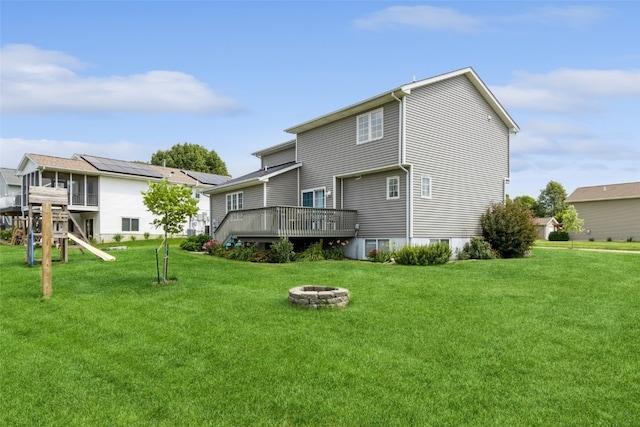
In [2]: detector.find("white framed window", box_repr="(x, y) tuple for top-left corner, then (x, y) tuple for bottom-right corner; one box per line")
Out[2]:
(357, 108), (383, 144)
(430, 238), (450, 245)
(122, 217), (139, 232)
(387, 176), (399, 200)
(421, 176), (432, 198)
(194, 190), (201, 199)
(226, 192), (243, 212)
(365, 239), (391, 255)
(301, 188), (326, 208)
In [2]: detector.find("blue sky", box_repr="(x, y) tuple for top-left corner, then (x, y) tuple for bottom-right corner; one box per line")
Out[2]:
(1, 1), (639, 198)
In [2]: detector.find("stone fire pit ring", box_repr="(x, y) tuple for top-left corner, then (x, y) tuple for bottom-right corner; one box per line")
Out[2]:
(288, 286), (350, 309)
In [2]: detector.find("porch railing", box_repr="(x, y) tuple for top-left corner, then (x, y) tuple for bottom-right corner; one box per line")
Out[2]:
(214, 206), (358, 244)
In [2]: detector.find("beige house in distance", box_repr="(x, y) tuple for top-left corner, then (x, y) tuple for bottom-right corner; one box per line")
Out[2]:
(565, 182), (640, 241)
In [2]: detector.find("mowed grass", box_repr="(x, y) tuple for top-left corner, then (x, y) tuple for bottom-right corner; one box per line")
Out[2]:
(1, 240), (639, 426)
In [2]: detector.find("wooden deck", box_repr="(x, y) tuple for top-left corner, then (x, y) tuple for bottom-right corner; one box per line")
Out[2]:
(214, 206), (357, 243)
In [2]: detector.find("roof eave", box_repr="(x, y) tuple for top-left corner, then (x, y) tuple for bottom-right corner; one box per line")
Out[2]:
(285, 88), (409, 134)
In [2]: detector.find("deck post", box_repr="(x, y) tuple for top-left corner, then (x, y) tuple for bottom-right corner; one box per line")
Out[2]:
(41, 203), (53, 299)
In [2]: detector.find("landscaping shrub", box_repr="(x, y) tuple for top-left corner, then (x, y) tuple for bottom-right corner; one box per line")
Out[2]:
(548, 231), (569, 241)
(296, 241), (325, 261)
(248, 249), (274, 263)
(395, 243), (451, 266)
(480, 200), (537, 258)
(457, 236), (496, 260)
(269, 237), (295, 263)
(0, 228), (12, 240)
(202, 240), (224, 256)
(225, 245), (257, 261)
(180, 233), (213, 251)
(324, 239), (348, 260)
(368, 249), (394, 263)
(113, 233), (123, 243)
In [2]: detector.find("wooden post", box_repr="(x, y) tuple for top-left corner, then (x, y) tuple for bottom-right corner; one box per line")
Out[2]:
(41, 203), (53, 299)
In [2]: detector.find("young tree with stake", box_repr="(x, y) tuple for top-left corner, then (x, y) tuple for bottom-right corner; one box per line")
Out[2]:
(142, 179), (198, 282)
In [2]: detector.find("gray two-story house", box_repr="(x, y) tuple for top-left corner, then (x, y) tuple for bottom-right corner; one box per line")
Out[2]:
(206, 67), (519, 259)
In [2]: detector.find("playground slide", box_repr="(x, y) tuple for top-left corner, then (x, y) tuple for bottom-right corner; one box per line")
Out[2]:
(67, 234), (116, 261)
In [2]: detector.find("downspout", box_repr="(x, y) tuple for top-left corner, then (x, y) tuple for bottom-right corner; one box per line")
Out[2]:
(391, 91), (411, 246)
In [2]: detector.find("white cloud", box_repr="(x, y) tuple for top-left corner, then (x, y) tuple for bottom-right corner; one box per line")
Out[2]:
(354, 5), (606, 32)
(506, 6), (607, 27)
(492, 68), (640, 113)
(354, 5), (480, 32)
(0, 44), (240, 114)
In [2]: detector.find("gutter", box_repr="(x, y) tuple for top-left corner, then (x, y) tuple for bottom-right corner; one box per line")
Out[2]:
(391, 92), (412, 245)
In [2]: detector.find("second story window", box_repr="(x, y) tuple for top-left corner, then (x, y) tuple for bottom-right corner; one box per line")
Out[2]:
(421, 176), (432, 198)
(387, 176), (399, 200)
(226, 192), (243, 212)
(357, 108), (383, 144)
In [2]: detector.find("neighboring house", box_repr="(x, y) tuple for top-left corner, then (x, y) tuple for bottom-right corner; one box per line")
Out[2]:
(0, 167), (22, 228)
(565, 182), (640, 241)
(534, 217), (560, 240)
(15, 153), (229, 242)
(205, 67), (519, 259)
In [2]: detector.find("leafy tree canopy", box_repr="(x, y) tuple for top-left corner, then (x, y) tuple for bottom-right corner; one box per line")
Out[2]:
(513, 195), (538, 215)
(151, 142), (229, 176)
(536, 180), (567, 218)
(142, 179), (199, 281)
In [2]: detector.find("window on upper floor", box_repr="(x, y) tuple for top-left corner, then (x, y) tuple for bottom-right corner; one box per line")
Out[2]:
(387, 176), (399, 200)
(357, 108), (383, 144)
(421, 176), (432, 198)
(226, 192), (243, 213)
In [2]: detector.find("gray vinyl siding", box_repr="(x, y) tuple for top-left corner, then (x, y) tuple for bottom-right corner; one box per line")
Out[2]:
(210, 184), (265, 230)
(262, 147), (296, 168)
(297, 101), (400, 195)
(266, 170), (298, 206)
(570, 199), (640, 241)
(342, 170), (406, 237)
(405, 75), (510, 237)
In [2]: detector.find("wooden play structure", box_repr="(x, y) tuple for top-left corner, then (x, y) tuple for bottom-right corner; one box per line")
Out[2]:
(25, 186), (114, 264)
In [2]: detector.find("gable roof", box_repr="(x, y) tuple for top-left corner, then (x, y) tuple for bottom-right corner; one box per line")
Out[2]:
(17, 153), (229, 187)
(0, 168), (21, 186)
(204, 161), (301, 194)
(19, 153), (99, 174)
(533, 217), (559, 226)
(284, 67), (519, 135)
(566, 182), (640, 202)
(252, 139), (296, 159)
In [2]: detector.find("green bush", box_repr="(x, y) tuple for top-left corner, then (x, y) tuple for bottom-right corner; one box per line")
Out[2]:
(269, 237), (295, 263)
(368, 249), (394, 263)
(395, 243), (451, 266)
(180, 234), (213, 251)
(457, 236), (496, 260)
(1, 228), (12, 240)
(248, 249), (274, 263)
(113, 233), (123, 243)
(225, 246), (257, 261)
(296, 241), (325, 262)
(323, 239), (349, 260)
(548, 231), (569, 241)
(143, 232), (150, 240)
(480, 200), (537, 258)
(203, 240), (224, 256)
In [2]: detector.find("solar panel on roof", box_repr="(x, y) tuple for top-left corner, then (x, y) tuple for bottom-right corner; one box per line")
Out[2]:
(182, 170), (228, 185)
(81, 155), (164, 179)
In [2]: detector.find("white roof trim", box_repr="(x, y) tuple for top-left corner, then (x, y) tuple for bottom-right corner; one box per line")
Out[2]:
(285, 67), (519, 135)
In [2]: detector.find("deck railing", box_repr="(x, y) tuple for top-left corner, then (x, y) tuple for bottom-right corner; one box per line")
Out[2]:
(214, 206), (358, 244)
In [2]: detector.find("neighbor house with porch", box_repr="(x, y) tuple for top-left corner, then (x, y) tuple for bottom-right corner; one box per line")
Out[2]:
(14, 153), (228, 242)
(205, 67), (519, 259)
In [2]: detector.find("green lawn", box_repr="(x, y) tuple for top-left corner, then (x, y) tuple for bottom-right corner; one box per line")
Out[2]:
(1, 240), (639, 426)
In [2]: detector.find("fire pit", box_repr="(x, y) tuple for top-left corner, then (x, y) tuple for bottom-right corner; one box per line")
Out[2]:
(288, 286), (350, 309)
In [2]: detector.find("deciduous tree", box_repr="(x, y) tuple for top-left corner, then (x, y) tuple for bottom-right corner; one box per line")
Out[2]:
(536, 181), (567, 218)
(142, 179), (198, 281)
(151, 142), (229, 176)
